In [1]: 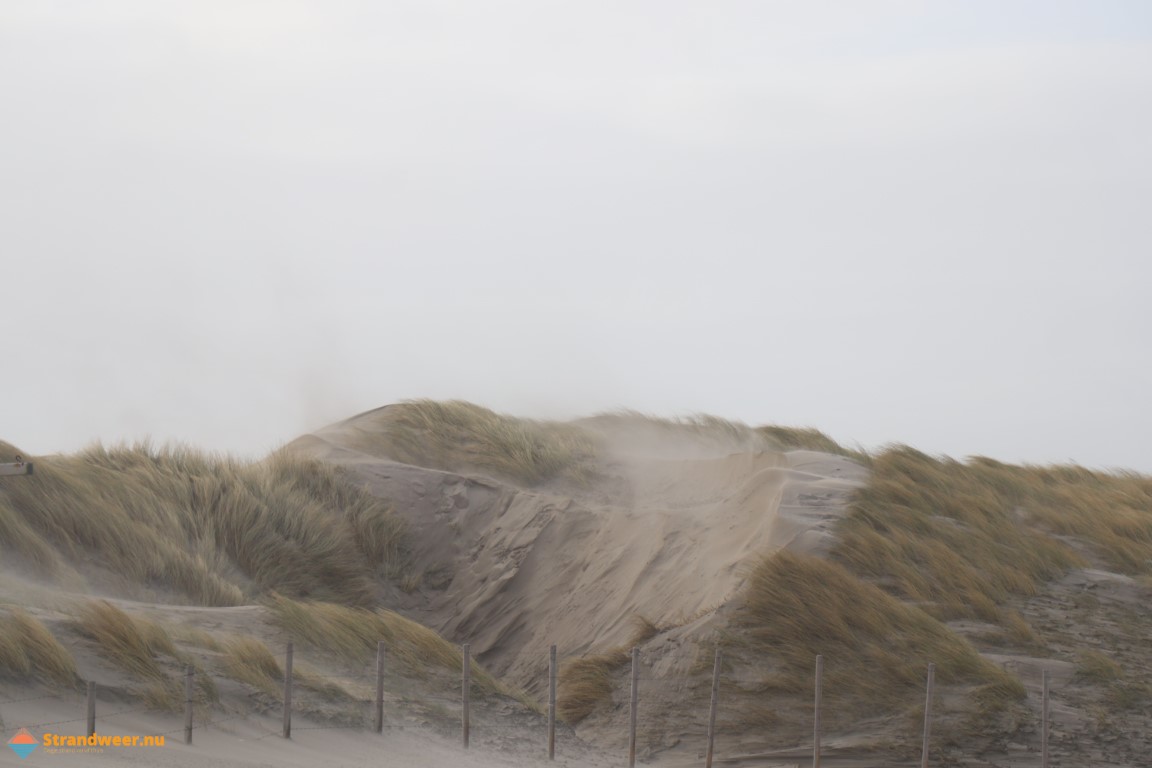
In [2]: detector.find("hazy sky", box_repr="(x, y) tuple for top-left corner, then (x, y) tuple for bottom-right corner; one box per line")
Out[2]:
(3, 1), (1150, 470)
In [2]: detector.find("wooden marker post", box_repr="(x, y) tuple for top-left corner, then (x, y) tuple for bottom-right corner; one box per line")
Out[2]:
(920, 663), (935, 768)
(282, 642), (294, 739)
(86, 681), (96, 737)
(628, 647), (640, 768)
(705, 648), (723, 768)
(813, 654), (823, 768)
(0, 461), (33, 477)
(184, 665), (195, 745)
(1041, 670), (1050, 768)
(375, 641), (386, 734)
(548, 644), (557, 760)
(462, 643), (471, 749)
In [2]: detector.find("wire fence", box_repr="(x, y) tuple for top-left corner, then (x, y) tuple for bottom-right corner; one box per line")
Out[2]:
(0, 644), (1060, 768)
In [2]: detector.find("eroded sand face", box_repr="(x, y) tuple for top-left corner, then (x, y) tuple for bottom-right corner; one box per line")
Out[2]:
(291, 413), (866, 687)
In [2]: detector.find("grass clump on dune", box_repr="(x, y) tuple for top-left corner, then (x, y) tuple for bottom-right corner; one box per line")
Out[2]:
(556, 616), (674, 724)
(833, 447), (1152, 623)
(736, 552), (1022, 719)
(756, 424), (862, 459)
(557, 649), (630, 723)
(76, 601), (176, 681)
(581, 410), (763, 448)
(266, 595), (506, 696)
(75, 600), (184, 709)
(0, 609), (77, 685)
(0, 442), (406, 607)
(222, 635), (283, 697)
(348, 400), (600, 486)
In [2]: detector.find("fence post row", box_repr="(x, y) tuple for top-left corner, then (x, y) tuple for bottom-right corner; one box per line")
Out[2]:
(462, 643), (471, 749)
(184, 665), (195, 745)
(813, 654), (823, 768)
(705, 648), (722, 768)
(547, 644), (557, 760)
(86, 681), (96, 737)
(628, 647), (640, 768)
(42, 646), (1066, 764)
(1041, 669), (1050, 768)
(282, 641), (294, 739)
(920, 662), (935, 768)
(375, 641), (386, 734)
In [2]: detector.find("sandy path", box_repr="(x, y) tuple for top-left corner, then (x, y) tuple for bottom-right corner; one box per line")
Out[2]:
(0, 706), (618, 768)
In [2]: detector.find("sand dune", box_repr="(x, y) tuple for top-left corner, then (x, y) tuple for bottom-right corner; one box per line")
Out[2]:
(290, 411), (866, 689)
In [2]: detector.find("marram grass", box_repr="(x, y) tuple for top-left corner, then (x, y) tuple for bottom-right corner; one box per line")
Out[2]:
(0, 442), (405, 607)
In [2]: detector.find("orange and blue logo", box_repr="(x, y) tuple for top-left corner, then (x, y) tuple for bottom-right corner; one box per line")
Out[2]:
(7, 728), (38, 759)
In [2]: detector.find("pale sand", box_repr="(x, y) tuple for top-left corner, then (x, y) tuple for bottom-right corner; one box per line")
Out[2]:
(0, 705), (615, 768)
(1, 414), (868, 768)
(292, 414), (865, 691)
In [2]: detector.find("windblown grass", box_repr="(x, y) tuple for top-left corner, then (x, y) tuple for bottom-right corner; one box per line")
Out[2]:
(222, 635), (282, 697)
(736, 551), (1023, 721)
(0, 442), (405, 607)
(581, 410), (764, 449)
(75, 601), (176, 682)
(266, 595), (505, 696)
(756, 425), (864, 460)
(0, 609), (77, 685)
(1076, 650), (1123, 683)
(74, 600), (184, 708)
(557, 649), (630, 723)
(833, 447), (1152, 623)
(556, 615), (674, 724)
(348, 400), (600, 486)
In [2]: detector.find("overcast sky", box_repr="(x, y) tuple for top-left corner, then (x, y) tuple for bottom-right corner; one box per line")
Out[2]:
(2, 1), (1150, 471)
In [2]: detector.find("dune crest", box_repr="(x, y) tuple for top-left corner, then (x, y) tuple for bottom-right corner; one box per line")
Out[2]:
(289, 407), (866, 687)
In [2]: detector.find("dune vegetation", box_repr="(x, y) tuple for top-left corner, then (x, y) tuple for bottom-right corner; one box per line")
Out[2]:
(266, 595), (514, 699)
(3, 401), (1150, 750)
(0, 609), (77, 685)
(832, 447), (1152, 622)
(0, 441), (405, 607)
(727, 442), (1152, 733)
(345, 400), (602, 486)
(735, 552), (1024, 723)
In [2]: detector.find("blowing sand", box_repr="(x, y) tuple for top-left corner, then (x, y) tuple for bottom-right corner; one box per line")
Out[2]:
(1, 411), (867, 768)
(291, 412), (866, 691)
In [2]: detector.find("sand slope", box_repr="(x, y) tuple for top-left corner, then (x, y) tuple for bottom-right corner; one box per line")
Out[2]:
(288, 412), (866, 689)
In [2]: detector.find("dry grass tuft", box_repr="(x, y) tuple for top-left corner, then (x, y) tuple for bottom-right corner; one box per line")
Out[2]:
(557, 649), (631, 724)
(755, 425), (864, 460)
(265, 595), (505, 696)
(0, 610), (77, 685)
(74, 601), (184, 708)
(834, 447), (1089, 622)
(222, 635), (283, 697)
(1076, 650), (1123, 683)
(0, 442), (406, 607)
(833, 448), (1152, 632)
(736, 551), (1022, 719)
(75, 601), (176, 682)
(349, 400), (600, 486)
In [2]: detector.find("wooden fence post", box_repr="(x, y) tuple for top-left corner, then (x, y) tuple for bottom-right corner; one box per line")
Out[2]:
(282, 641), (294, 739)
(375, 641), (386, 734)
(548, 644), (557, 760)
(705, 648), (723, 768)
(462, 643), (471, 749)
(813, 654), (823, 768)
(628, 647), (640, 768)
(184, 665), (194, 745)
(920, 663), (935, 768)
(1041, 669), (1050, 768)
(86, 681), (96, 737)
